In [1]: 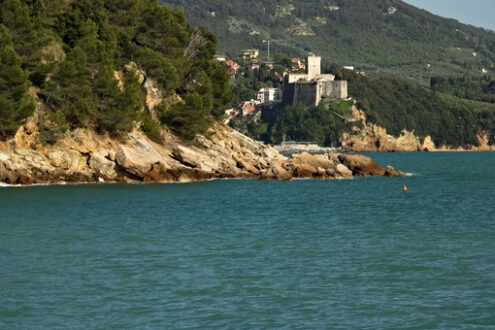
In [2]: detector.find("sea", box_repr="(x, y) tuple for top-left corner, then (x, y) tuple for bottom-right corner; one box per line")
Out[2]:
(1, 152), (494, 329)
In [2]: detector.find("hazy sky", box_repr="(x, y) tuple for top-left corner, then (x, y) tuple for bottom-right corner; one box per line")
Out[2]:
(402, 0), (495, 32)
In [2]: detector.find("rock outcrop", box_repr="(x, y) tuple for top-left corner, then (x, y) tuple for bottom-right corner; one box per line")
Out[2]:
(341, 107), (425, 152)
(340, 106), (495, 152)
(0, 123), (405, 185)
(434, 132), (495, 151)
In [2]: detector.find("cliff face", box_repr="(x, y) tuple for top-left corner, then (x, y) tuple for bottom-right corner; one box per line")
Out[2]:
(340, 107), (428, 152)
(0, 120), (405, 185)
(340, 107), (495, 152)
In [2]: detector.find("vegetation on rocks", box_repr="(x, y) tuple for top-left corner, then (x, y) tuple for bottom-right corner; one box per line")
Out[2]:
(339, 70), (495, 147)
(0, 0), (232, 141)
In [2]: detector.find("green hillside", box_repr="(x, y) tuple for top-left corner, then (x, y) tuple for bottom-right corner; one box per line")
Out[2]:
(0, 0), (231, 142)
(159, 0), (495, 84)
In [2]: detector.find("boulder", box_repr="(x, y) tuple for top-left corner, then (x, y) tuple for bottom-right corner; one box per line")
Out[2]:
(261, 164), (292, 181)
(290, 152), (336, 170)
(334, 164), (353, 178)
(338, 154), (386, 176)
(143, 163), (175, 183)
(115, 132), (164, 178)
(317, 167), (328, 178)
(14, 150), (54, 172)
(89, 150), (118, 180)
(172, 145), (202, 168)
(385, 165), (406, 177)
(233, 154), (259, 174)
(292, 162), (318, 178)
(46, 149), (88, 173)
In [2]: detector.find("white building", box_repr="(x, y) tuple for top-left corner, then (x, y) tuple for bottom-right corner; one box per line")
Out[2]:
(256, 88), (282, 104)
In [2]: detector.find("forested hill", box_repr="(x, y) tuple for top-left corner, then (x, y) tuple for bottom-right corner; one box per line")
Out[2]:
(159, 0), (495, 84)
(0, 0), (231, 142)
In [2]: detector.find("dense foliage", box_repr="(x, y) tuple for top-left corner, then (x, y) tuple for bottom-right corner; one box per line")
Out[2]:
(160, 0), (495, 85)
(0, 0), (232, 141)
(0, 23), (34, 139)
(431, 76), (495, 104)
(271, 101), (356, 146)
(231, 100), (356, 147)
(341, 71), (495, 147)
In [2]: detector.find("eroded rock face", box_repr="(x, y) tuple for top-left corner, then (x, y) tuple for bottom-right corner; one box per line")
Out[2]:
(422, 136), (436, 152)
(46, 150), (87, 173)
(0, 123), (404, 185)
(341, 106), (425, 152)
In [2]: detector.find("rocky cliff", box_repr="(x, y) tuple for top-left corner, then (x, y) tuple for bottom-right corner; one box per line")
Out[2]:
(340, 106), (495, 152)
(0, 120), (405, 185)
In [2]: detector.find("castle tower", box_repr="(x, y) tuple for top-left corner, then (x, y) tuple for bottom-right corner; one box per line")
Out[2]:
(305, 56), (321, 79)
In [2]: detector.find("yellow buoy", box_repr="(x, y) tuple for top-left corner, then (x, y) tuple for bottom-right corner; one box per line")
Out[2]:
(403, 185), (408, 192)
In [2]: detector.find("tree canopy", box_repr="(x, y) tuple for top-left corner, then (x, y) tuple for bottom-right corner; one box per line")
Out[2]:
(0, 0), (232, 141)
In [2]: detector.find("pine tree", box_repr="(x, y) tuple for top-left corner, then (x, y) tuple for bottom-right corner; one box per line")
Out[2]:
(0, 24), (34, 139)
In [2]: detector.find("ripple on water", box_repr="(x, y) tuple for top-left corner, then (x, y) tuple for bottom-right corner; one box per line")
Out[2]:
(1, 152), (495, 328)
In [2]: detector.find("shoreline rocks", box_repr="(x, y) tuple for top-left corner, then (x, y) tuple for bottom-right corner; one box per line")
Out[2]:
(0, 124), (405, 185)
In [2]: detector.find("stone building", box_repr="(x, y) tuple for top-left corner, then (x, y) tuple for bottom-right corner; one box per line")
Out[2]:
(283, 55), (348, 106)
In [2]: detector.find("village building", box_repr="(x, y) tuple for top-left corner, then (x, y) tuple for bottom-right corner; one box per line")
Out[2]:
(248, 64), (260, 70)
(240, 49), (259, 60)
(255, 90), (265, 103)
(290, 58), (305, 71)
(256, 88), (282, 104)
(240, 101), (256, 117)
(213, 55), (227, 62)
(225, 59), (240, 77)
(283, 55), (348, 106)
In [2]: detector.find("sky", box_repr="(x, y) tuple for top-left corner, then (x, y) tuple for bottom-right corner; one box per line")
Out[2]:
(402, 0), (495, 32)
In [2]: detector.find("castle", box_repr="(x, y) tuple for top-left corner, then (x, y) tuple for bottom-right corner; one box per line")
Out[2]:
(283, 55), (348, 106)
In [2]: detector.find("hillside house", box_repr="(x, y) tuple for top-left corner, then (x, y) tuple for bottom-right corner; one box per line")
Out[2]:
(213, 55), (227, 62)
(241, 49), (259, 60)
(290, 58), (305, 71)
(240, 101), (256, 117)
(225, 59), (240, 76)
(256, 88), (282, 104)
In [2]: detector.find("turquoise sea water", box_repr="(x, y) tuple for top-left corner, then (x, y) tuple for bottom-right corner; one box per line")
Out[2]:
(1, 152), (495, 329)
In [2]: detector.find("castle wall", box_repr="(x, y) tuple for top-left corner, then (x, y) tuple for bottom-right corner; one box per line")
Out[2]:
(318, 80), (348, 102)
(286, 74), (310, 84)
(283, 82), (318, 107)
(294, 83), (318, 106)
